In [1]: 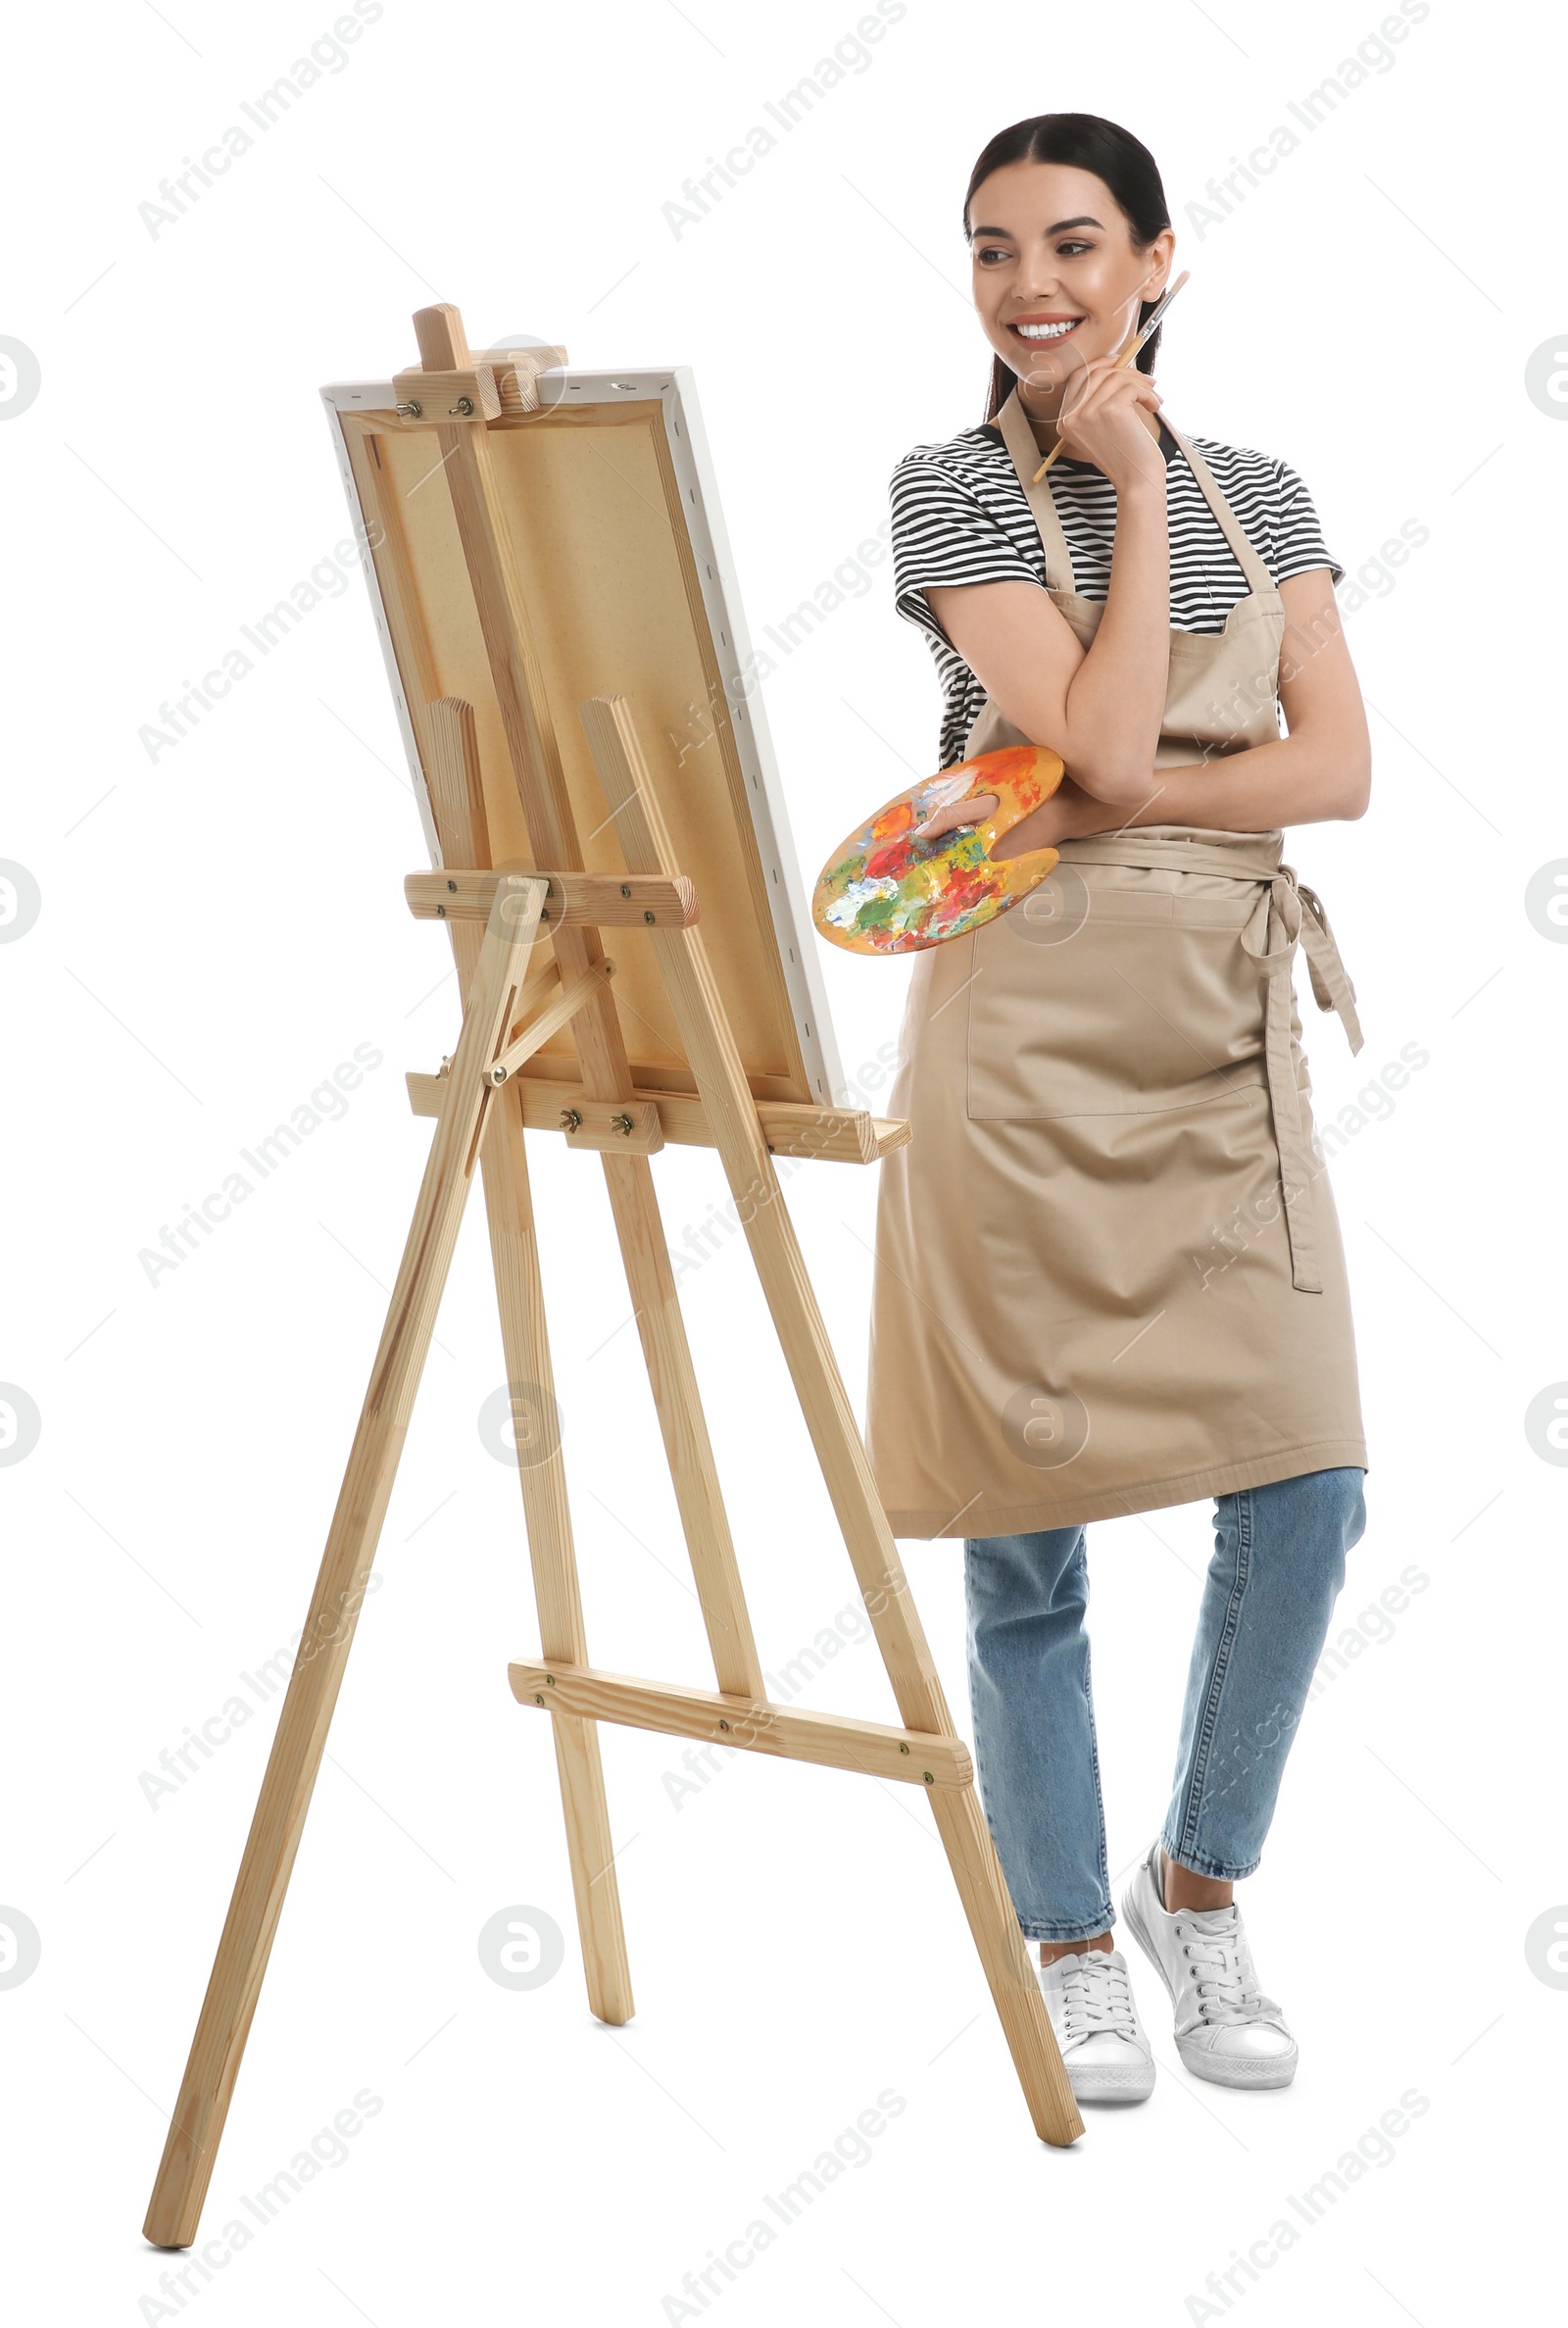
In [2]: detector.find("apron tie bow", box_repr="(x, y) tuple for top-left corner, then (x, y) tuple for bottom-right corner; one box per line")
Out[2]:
(1239, 861), (1363, 1292)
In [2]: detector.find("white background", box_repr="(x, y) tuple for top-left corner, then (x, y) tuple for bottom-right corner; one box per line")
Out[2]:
(3, 2), (1563, 2321)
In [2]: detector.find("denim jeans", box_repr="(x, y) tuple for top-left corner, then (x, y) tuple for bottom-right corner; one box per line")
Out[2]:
(962, 1467), (1367, 1942)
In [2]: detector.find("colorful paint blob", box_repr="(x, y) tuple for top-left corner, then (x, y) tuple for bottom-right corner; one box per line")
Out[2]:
(812, 745), (1065, 955)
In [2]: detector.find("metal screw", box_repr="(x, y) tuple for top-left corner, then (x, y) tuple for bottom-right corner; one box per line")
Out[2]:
(611, 1113), (635, 1137)
(487, 1065), (509, 1087)
(534, 1693), (544, 1705)
(435, 904), (446, 917)
(398, 400), (422, 418)
(899, 1742), (909, 1755)
(447, 877), (458, 892)
(561, 1108), (582, 1132)
(451, 395), (474, 416)
(643, 910), (655, 924)
(923, 1771), (934, 1785)
(717, 1718), (730, 1731)
(620, 883), (632, 898)
(544, 1673), (555, 1686)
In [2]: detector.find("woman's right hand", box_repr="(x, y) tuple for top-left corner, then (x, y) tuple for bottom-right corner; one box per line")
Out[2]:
(1042, 357), (1167, 492)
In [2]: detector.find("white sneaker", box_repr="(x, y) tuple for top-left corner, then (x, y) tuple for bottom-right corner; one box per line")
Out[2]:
(1121, 1837), (1298, 2089)
(1034, 1945), (1155, 2103)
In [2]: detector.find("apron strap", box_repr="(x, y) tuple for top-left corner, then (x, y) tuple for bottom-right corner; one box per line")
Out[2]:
(1163, 428), (1279, 600)
(1055, 835), (1363, 1294)
(996, 386), (1080, 593)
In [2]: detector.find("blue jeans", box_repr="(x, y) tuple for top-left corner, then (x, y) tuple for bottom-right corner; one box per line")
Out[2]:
(962, 1467), (1367, 1942)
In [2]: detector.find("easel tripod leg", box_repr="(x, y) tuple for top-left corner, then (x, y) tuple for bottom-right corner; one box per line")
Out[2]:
(598, 1152), (764, 1700)
(478, 1080), (634, 2025)
(141, 876), (547, 2248)
(926, 1789), (1083, 2143)
(421, 694), (634, 2028)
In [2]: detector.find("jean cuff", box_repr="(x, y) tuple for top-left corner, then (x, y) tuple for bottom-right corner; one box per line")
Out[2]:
(1018, 1908), (1116, 1944)
(1159, 1831), (1262, 1884)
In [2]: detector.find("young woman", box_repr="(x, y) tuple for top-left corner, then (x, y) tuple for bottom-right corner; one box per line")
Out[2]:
(864, 113), (1370, 2105)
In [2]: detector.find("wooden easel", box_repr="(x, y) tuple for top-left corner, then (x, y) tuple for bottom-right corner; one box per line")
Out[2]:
(142, 306), (1081, 2248)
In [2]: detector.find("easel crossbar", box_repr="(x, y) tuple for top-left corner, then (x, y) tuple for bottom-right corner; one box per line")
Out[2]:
(508, 1659), (973, 1788)
(407, 867), (697, 929)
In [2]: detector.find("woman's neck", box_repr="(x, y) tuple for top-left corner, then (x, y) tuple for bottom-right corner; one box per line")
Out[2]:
(1017, 382), (1163, 453)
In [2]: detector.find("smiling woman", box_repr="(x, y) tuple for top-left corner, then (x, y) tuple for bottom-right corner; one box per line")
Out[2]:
(859, 111), (1375, 2111)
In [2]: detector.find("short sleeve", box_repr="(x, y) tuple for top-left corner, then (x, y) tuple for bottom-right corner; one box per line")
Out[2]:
(890, 455), (1042, 656)
(1271, 460), (1345, 588)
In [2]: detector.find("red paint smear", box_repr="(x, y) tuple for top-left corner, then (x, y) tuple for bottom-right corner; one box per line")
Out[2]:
(944, 866), (999, 916)
(865, 836), (916, 881)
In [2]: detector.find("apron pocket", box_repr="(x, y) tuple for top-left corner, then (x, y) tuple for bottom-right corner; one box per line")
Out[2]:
(963, 879), (1268, 1120)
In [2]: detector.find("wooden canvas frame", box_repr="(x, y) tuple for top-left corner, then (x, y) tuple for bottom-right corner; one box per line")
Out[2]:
(142, 305), (1080, 2253)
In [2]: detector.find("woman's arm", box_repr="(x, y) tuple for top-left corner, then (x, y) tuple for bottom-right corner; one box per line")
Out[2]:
(925, 459), (1169, 801)
(988, 567), (1372, 856)
(920, 364), (1173, 808)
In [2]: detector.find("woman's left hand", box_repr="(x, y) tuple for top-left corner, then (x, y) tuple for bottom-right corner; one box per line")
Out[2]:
(913, 773), (1142, 859)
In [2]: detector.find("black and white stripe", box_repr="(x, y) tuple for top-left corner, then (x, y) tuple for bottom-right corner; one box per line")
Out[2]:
(890, 418), (1344, 770)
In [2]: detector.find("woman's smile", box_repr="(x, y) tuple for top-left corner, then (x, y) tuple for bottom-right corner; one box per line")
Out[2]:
(1007, 313), (1087, 345)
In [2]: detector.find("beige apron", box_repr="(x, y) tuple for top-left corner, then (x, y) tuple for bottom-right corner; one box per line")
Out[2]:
(865, 386), (1368, 1537)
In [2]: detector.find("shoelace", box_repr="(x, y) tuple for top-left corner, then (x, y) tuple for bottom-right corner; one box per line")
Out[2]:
(1055, 1952), (1138, 2042)
(1172, 1909), (1270, 2025)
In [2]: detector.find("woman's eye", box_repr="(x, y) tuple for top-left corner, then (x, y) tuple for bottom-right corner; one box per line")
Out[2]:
(976, 239), (1092, 264)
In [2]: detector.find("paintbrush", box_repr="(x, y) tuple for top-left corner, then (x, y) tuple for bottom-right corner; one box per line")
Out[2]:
(1029, 268), (1191, 482)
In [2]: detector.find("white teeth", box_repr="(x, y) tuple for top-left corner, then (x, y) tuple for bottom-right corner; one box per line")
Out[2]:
(1015, 320), (1081, 339)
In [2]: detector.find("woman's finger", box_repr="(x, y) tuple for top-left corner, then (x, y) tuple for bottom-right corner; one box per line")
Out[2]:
(1072, 367), (1161, 417)
(1057, 375), (1161, 441)
(913, 792), (999, 838)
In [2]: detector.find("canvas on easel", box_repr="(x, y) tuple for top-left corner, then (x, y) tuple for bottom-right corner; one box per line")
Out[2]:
(142, 305), (1081, 2253)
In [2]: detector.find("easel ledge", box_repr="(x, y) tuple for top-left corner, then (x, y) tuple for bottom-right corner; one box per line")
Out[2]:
(408, 1066), (908, 1164)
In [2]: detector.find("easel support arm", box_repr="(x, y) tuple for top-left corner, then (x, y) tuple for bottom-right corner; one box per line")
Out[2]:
(486, 959), (615, 1086)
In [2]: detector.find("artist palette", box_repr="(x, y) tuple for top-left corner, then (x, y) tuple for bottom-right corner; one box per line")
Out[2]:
(811, 744), (1065, 956)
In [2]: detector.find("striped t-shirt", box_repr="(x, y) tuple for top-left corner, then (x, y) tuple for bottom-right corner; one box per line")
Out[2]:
(890, 414), (1344, 769)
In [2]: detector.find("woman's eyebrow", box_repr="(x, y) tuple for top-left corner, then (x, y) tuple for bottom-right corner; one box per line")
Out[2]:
(970, 216), (1104, 237)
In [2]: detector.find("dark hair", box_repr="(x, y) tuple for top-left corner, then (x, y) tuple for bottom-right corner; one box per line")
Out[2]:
(962, 114), (1172, 423)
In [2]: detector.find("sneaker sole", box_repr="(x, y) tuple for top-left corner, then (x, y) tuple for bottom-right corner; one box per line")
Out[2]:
(1065, 2059), (1155, 2104)
(1175, 2040), (1297, 2090)
(1120, 1875), (1298, 2091)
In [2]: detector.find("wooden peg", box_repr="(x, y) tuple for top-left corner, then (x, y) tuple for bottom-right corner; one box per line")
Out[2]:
(413, 302), (471, 371)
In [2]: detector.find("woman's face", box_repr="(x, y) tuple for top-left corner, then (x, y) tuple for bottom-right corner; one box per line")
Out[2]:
(967, 162), (1175, 391)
